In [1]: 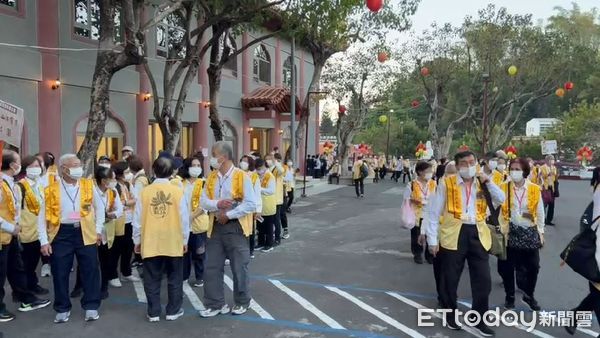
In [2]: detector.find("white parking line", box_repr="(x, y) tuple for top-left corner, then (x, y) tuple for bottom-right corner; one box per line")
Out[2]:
(223, 274), (274, 320)
(386, 292), (482, 337)
(578, 327), (600, 337)
(183, 282), (206, 311)
(131, 269), (146, 303)
(326, 286), (426, 338)
(270, 279), (345, 329)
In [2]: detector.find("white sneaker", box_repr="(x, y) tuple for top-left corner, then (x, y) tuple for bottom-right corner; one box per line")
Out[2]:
(122, 275), (140, 282)
(147, 314), (160, 323)
(231, 305), (248, 315)
(225, 259), (230, 266)
(166, 308), (184, 321)
(199, 304), (230, 318)
(109, 278), (122, 288)
(84, 310), (99, 321)
(41, 264), (51, 277)
(54, 311), (70, 324)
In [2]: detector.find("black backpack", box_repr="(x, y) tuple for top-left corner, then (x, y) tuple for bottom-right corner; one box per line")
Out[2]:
(360, 163), (369, 178)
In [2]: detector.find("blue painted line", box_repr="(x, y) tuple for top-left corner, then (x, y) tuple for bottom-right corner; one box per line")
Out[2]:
(105, 296), (397, 338)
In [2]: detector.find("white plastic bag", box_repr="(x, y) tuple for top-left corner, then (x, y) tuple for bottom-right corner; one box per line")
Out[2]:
(400, 199), (417, 229)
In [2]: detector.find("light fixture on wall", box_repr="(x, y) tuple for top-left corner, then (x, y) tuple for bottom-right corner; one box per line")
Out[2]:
(51, 79), (61, 90)
(278, 129), (284, 135)
(247, 127), (254, 133)
(142, 91), (152, 102)
(202, 101), (211, 109)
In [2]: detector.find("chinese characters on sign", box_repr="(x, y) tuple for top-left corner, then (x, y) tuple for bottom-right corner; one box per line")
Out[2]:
(0, 99), (24, 148)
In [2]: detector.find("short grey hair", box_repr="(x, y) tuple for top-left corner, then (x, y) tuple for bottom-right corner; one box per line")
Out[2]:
(545, 154), (555, 161)
(59, 153), (79, 167)
(213, 141), (233, 160)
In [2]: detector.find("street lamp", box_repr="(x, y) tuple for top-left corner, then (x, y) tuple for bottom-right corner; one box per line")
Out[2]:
(386, 109), (393, 162)
(481, 73), (491, 157)
(302, 90), (330, 198)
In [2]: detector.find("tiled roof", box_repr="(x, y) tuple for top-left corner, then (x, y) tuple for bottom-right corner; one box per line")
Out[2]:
(242, 86), (303, 114)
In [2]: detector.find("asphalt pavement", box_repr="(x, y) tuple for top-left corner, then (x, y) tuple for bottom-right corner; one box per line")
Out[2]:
(2, 177), (597, 338)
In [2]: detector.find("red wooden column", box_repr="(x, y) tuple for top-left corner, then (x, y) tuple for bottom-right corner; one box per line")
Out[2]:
(37, 0), (61, 155)
(242, 32), (251, 155)
(270, 110), (281, 152)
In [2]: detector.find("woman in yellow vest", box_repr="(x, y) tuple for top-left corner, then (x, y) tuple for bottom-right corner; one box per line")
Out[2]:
(17, 156), (49, 295)
(426, 150), (505, 335)
(266, 153), (287, 243)
(526, 157), (540, 185)
(240, 155), (261, 258)
(181, 157), (209, 287)
(497, 158), (544, 312)
(403, 161), (436, 265)
(254, 159), (276, 253)
(93, 166), (123, 299)
(540, 154), (558, 226)
(285, 159), (295, 213)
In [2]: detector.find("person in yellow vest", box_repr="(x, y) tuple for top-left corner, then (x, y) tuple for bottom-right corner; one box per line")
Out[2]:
(133, 157), (189, 322)
(526, 157), (540, 186)
(328, 160), (341, 185)
(352, 157), (366, 198)
(108, 161), (139, 285)
(540, 154), (558, 226)
(40, 152), (58, 190)
(0, 152), (51, 322)
(402, 157), (412, 184)
(40, 153), (105, 323)
(199, 141), (257, 317)
(254, 158), (276, 253)
(426, 150), (505, 335)
(496, 158), (544, 312)
(285, 159), (295, 213)
(128, 155), (149, 267)
(267, 153), (288, 244)
(403, 161), (436, 265)
(17, 156), (50, 296)
(93, 166), (123, 299)
(181, 156), (209, 287)
(239, 155), (261, 258)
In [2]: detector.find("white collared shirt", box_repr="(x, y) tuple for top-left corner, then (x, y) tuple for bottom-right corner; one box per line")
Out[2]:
(132, 178), (190, 245)
(427, 175), (505, 246)
(93, 186), (124, 221)
(0, 173), (20, 233)
(200, 165), (257, 220)
(247, 171), (263, 214)
(507, 180), (545, 233)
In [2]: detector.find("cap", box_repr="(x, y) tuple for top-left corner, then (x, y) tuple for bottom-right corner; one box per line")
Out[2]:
(98, 155), (110, 162)
(122, 146), (134, 152)
(173, 157), (183, 170)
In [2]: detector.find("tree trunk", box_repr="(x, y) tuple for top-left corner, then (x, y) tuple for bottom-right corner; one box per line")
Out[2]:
(208, 65), (224, 141)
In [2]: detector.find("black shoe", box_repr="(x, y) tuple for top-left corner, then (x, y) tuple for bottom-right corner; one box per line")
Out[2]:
(31, 285), (49, 295)
(0, 310), (15, 322)
(70, 287), (82, 298)
(18, 299), (51, 312)
(101, 291), (109, 300)
(446, 316), (461, 330)
(413, 255), (424, 264)
(425, 256), (434, 264)
(475, 323), (495, 336)
(504, 297), (515, 310)
(286, 208), (292, 213)
(545, 222), (555, 226)
(522, 295), (541, 311)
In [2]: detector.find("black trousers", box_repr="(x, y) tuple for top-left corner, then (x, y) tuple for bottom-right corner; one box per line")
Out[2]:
(497, 247), (540, 299)
(21, 240), (42, 291)
(274, 204), (286, 242)
(402, 169), (411, 183)
(574, 282), (600, 326)
(544, 187), (555, 224)
(393, 171), (401, 182)
(257, 215), (275, 248)
(354, 178), (364, 197)
(183, 232), (206, 281)
(279, 201), (288, 231)
(410, 220), (433, 260)
(109, 223), (134, 278)
(433, 255), (442, 304)
(439, 224), (491, 317)
(286, 189), (294, 209)
(98, 244), (111, 294)
(6, 238), (38, 304)
(143, 256), (183, 317)
(249, 221), (256, 255)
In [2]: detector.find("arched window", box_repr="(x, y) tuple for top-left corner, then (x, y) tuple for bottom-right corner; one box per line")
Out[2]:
(76, 116), (124, 160)
(253, 45), (271, 84)
(156, 8), (186, 58)
(74, 0), (122, 41)
(283, 56), (297, 89)
(222, 121), (238, 161)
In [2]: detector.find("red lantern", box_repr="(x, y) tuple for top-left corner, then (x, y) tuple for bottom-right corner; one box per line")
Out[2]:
(338, 105), (347, 116)
(377, 52), (388, 63)
(564, 81), (574, 91)
(504, 145), (518, 160)
(411, 99), (420, 108)
(420, 67), (430, 77)
(366, 0), (383, 12)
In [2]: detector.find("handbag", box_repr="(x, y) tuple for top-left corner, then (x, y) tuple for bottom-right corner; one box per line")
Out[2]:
(560, 216), (600, 283)
(542, 189), (554, 204)
(479, 178), (507, 260)
(506, 182), (542, 250)
(400, 198), (417, 230)
(580, 202), (596, 233)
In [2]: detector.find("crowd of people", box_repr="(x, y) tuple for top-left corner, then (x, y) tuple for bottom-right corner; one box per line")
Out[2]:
(0, 141), (296, 323)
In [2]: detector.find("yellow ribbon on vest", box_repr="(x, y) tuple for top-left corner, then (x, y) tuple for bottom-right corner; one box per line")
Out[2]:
(19, 179), (40, 215)
(500, 181), (540, 226)
(410, 180), (436, 219)
(260, 172), (277, 216)
(205, 168), (252, 237)
(0, 180), (16, 245)
(114, 184), (128, 236)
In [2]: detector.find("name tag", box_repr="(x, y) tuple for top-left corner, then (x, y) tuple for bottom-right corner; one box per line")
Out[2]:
(68, 211), (81, 221)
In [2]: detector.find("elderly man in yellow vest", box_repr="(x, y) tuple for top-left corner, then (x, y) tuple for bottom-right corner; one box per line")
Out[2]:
(426, 150), (505, 336)
(40, 154), (105, 323)
(199, 141), (257, 318)
(540, 154), (558, 226)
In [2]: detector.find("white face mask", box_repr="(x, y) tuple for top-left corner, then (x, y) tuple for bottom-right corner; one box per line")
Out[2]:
(189, 167), (202, 178)
(488, 160), (498, 171)
(210, 157), (221, 170)
(287, 161), (293, 167)
(266, 160), (274, 167)
(239, 162), (249, 171)
(68, 167), (84, 179)
(124, 173), (134, 182)
(107, 181), (117, 189)
(99, 163), (111, 169)
(423, 173), (433, 181)
(497, 164), (506, 171)
(459, 165), (477, 179)
(26, 167), (42, 179)
(510, 170), (524, 182)
(257, 168), (266, 176)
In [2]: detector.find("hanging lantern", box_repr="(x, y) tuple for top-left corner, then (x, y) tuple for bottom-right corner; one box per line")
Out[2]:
(366, 0), (384, 12)
(338, 105), (347, 116)
(420, 67), (430, 77)
(508, 65), (518, 76)
(458, 143), (470, 152)
(564, 81), (575, 91)
(377, 52), (388, 63)
(415, 141), (427, 159)
(378, 115), (388, 124)
(411, 99), (420, 108)
(577, 146), (593, 166)
(555, 88), (565, 98)
(504, 145), (518, 160)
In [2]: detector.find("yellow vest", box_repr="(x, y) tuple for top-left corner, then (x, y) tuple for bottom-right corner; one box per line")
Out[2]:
(188, 179), (209, 234)
(170, 176), (184, 189)
(499, 181), (541, 234)
(260, 172), (277, 216)
(140, 183), (184, 258)
(530, 166), (539, 185)
(0, 180), (17, 245)
(492, 170), (506, 187)
(410, 179), (437, 220)
(540, 165), (557, 190)
(205, 168), (253, 238)
(45, 178), (97, 246)
(439, 176), (490, 251)
(134, 175), (149, 189)
(18, 179), (42, 243)
(272, 167), (285, 205)
(103, 189), (118, 249)
(114, 182), (130, 236)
